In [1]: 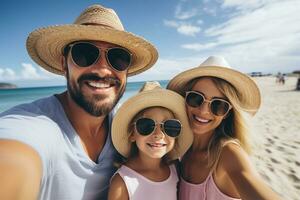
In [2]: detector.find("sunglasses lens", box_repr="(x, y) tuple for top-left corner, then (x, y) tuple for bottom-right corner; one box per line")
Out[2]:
(186, 92), (204, 107)
(163, 120), (181, 137)
(107, 48), (131, 71)
(135, 118), (155, 136)
(211, 100), (230, 116)
(71, 43), (99, 67)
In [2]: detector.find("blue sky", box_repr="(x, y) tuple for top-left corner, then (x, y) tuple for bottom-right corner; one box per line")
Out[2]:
(0, 0), (300, 87)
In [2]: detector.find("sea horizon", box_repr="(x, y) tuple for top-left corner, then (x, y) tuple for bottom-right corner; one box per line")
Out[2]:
(0, 80), (169, 113)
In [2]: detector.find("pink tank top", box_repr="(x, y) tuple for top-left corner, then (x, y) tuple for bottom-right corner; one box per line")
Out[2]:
(179, 173), (241, 200)
(117, 164), (178, 200)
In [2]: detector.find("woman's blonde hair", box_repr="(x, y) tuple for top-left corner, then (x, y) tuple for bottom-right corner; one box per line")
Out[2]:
(185, 76), (252, 170)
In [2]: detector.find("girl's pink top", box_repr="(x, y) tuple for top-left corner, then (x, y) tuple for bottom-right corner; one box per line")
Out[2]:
(179, 172), (241, 200)
(117, 164), (178, 200)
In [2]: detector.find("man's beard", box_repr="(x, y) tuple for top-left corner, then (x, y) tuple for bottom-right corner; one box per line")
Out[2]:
(66, 72), (125, 117)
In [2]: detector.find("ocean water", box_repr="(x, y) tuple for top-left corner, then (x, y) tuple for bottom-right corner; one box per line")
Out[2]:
(0, 80), (169, 113)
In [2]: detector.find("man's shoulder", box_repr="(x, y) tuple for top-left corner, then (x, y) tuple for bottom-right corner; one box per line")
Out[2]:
(0, 95), (63, 141)
(1, 95), (58, 117)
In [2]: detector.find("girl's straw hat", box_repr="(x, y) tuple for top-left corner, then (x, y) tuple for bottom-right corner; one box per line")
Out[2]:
(167, 56), (261, 115)
(112, 81), (193, 159)
(26, 4), (158, 76)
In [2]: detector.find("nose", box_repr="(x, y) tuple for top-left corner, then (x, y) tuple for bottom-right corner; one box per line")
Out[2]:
(152, 124), (165, 139)
(91, 50), (113, 74)
(198, 101), (210, 114)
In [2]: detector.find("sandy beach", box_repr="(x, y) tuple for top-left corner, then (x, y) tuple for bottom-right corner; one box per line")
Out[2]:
(250, 76), (300, 199)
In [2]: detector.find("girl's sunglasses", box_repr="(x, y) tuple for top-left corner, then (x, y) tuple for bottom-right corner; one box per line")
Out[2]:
(134, 117), (182, 138)
(185, 91), (232, 116)
(65, 42), (132, 72)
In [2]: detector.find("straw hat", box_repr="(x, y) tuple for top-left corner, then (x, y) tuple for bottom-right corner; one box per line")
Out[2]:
(26, 4), (158, 76)
(167, 56), (261, 115)
(112, 81), (193, 159)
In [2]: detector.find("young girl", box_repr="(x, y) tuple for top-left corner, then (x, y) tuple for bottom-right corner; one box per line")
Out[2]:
(167, 56), (281, 200)
(108, 81), (193, 200)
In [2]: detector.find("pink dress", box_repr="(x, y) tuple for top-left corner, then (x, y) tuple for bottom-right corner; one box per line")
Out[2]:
(179, 172), (241, 200)
(117, 164), (178, 200)
(180, 139), (243, 200)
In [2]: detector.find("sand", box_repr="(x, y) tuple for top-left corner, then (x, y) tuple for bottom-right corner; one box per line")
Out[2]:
(250, 76), (300, 199)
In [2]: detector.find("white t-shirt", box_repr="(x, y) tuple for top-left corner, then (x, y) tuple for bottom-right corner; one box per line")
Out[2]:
(0, 95), (121, 200)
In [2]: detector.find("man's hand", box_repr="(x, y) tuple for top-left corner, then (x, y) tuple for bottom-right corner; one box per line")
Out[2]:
(0, 140), (42, 200)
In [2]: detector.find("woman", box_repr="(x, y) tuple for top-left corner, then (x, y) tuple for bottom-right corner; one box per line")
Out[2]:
(167, 56), (281, 200)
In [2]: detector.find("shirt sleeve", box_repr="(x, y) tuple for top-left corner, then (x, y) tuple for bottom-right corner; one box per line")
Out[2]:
(0, 111), (61, 179)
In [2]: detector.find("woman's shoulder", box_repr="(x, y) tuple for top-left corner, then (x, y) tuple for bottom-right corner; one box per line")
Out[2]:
(218, 140), (250, 173)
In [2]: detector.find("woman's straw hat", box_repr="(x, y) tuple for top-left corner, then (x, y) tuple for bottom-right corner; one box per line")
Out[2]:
(167, 56), (261, 115)
(112, 81), (193, 159)
(26, 4), (158, 76)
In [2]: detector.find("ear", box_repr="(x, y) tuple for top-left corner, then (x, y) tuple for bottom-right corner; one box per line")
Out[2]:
(129, 134), (136, 142)
(60, 56), (67, 76)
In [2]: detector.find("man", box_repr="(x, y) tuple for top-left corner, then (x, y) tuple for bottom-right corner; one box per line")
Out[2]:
(0, 4), (158, 200)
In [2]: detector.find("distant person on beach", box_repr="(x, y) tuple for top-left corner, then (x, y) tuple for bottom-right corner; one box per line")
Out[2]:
(0, 4), (157, 200)
(276, 72), (285, 85)
(167, 56), (281, 200)
(108, 81), (193, 200)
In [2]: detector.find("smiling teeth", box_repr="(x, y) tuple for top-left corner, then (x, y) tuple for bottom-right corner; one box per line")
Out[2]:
(88, 81), (110, 88)
(195, 116), (209, 123)
(148, 143), (166, 147)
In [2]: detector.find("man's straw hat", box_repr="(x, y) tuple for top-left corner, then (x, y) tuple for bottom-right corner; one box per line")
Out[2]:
(26, 4), (158, 76)
(167, 56), (261, 115)
(112, 81), (193, 159)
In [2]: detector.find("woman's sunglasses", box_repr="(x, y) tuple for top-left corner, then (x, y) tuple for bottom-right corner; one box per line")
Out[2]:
(65, 42), (132, 72)
(134, 117), (182, 138)
(185, 91), (232, 116)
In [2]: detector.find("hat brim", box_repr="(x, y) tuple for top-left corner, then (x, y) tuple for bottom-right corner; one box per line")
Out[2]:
(26, 25), (158, 76)
(112, 89), (193, 159)
(167, 66), (261, 115)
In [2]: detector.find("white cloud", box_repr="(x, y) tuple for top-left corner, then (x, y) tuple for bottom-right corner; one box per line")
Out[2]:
(222, 0), (267, 11)
(203, 6), (217, 16)
(0, 68), (16, 80)
(164, 20), (201, 36)
(175, 4), (198, 20)
(180, 0), (300, 73)
(163, 20), (179, 28)
(21, 63), (41, 79)
(129, 57), (207, 82)
(181, 42), (217, 51)
(0, 63), (64, 82)
(177, 24), (201, 36)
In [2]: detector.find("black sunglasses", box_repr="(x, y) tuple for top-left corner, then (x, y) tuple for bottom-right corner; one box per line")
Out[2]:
(185, 91), (232, 116)
(134, 117), (182, 138)
(66, 42), (132, 72)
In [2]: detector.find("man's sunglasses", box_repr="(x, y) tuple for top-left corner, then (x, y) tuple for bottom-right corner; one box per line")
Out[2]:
(65, 42), (132, 72)
(134, 118), (182, 138)
(185, 91), (232, 116)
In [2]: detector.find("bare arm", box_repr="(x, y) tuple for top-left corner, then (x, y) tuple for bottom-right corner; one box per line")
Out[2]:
(108, 173), (129, 200)
(0, 140), (42, 200)
(221, 143), (281, 200)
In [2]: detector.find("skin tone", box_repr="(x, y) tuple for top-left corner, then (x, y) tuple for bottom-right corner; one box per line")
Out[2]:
(58, 41), (128, 162)
(108, 107), (176, 200)
(182, 77), (281, 200)
(0, 41), (128, 200)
